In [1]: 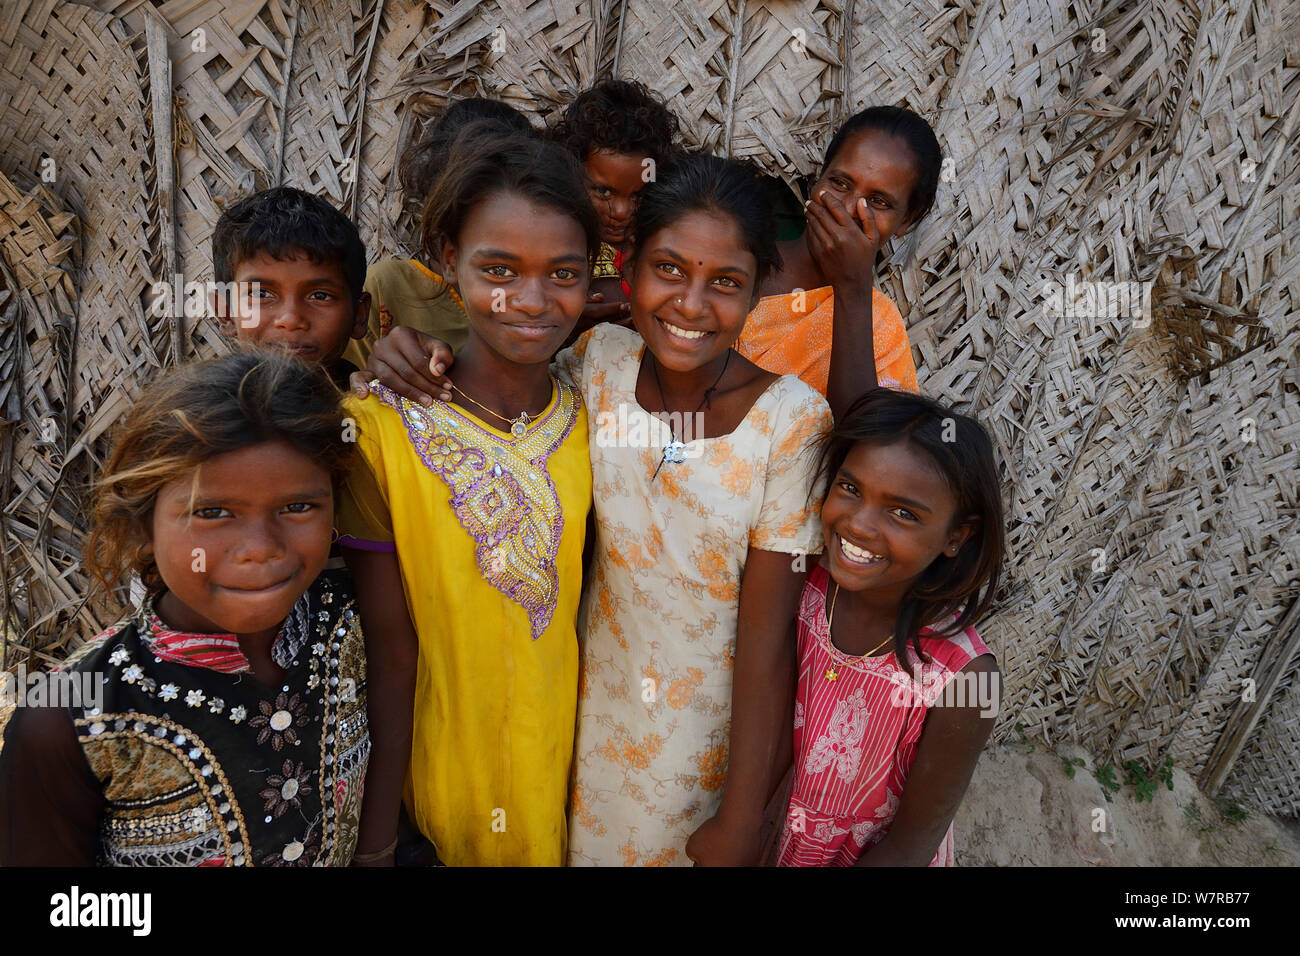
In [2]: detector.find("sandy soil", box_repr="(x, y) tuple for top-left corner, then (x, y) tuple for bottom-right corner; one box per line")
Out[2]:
(953, 739), (1300, 866)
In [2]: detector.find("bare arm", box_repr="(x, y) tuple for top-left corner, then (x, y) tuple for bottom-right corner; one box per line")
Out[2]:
(344, 546), (419, 866)
(686, 548), (804, 866)
(0, 705), (102, 865)
(855, 654), (999, 866)
(348, 325), (455, 406)
(805, 192), (882, 420)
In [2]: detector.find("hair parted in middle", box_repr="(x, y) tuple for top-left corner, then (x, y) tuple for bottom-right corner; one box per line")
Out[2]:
(418, 121), (603, 266)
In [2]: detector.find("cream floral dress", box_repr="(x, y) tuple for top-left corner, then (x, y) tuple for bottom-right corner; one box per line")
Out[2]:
(556, 324), (831, 866)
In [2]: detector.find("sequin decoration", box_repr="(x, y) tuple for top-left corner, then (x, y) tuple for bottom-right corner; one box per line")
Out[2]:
(370, 380), (579, 640)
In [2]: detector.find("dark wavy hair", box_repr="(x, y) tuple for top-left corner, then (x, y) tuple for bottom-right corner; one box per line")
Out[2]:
(813, 389), (1004, 675)
(398, 97), (534, 207)
(212, 186), (367, 306)
(85, 351), (353, 601)
(822, 105), (942, 225)
(629, 152), (782, 292)
(551, 79), (680, 166)
(420, 122), (602, 265)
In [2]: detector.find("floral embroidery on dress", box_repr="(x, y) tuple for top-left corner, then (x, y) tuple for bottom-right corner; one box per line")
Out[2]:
(370, 379), (580, 640)
(805, 686), (868, 781)
(249, 691), (309, 751)
(261, 760), (313, 817)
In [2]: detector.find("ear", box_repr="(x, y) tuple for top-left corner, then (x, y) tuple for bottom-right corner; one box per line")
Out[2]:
(439, 235), (459, 285)
(943, 516), (979, 557)
(214, 290), (238, 337)
(351, 291), (371, 340)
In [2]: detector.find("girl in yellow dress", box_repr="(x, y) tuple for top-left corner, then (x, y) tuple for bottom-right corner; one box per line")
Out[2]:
(336, 124), (600, 866)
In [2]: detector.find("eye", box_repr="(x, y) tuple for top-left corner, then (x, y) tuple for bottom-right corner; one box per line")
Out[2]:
(712, 276), (742, 291)
(656, 262), (683, 278)
(870, 195), (892, 209)
(552, 268), (580, 282)
(890, 506), (918, 521)
(248, 287), (271, 300)
(593, 186), (612, 198)
(308, 290), (336, 302)
(835, 478), (859, 497)
(830, 177), (850, 190)
(282, 502), (317, 514)
(484, 265), (515, 279)
(193, 506), (233, 519)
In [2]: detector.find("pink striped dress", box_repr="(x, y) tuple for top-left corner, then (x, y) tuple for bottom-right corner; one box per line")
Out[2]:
(777, 565), (994, 867)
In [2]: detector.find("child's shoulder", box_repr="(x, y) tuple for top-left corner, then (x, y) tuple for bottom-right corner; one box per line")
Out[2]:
(917, 618), (995, 671)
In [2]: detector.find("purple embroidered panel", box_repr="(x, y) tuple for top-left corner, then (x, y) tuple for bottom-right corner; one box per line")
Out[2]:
(369, 380), (580, 640)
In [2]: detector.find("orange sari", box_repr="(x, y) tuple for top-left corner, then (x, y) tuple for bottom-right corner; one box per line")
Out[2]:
(736, 285), (919, 395)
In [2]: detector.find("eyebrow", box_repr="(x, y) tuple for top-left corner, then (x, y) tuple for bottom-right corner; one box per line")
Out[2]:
(836, 466), (933, 513)
(471, 249), (587, 266)
(186, 488), (333, 507)
(649, 247), (753, 278)
(238, 275), (345, 288)
(827, 165), (905, 205)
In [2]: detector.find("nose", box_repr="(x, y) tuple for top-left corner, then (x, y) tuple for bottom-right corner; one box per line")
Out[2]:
(234, 515), (286, 564)
(676, 279), (708, 320)
(272, 297), (309, 331)
(610, 195), (634, 223)
(511, 278), (548, 316)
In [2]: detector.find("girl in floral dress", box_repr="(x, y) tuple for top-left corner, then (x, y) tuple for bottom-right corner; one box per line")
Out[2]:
(0, 352), (369, 866)
(775, 388), (1005, 866)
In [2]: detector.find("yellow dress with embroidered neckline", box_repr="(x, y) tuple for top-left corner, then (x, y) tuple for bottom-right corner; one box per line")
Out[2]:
(336, 378), (591, 866)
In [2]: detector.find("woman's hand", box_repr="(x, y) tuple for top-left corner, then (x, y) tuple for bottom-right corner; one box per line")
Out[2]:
(804, 190), (882, 294)
(685, 812), (761, 866)
(348, 326), (455, 406)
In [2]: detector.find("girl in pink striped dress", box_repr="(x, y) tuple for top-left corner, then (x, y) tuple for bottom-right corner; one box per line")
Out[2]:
(776, 388), (1006, 867)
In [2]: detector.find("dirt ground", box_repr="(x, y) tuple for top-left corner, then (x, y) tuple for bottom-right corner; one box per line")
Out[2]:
(954, 739), (1300, 866)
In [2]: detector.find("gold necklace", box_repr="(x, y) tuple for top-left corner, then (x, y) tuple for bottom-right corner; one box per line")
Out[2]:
(824, 581), (894, 682)
(449, 381), (543, 438)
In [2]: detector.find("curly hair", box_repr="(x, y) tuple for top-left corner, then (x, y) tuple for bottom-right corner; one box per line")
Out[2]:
(85, 351), (353, 603)
(551, 79), (680, 166)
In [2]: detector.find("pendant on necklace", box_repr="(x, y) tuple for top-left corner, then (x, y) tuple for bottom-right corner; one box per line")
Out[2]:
(824, 665), (838, 682)
(663, 439), (688, 464)
(510, 412), (530, 438)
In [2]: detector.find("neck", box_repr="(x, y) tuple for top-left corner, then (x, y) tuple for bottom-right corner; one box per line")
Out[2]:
(831, 576), (909, 632)
(453, 336), (554, 416)
(154, 589), (278, 648)
(648, 348), (731, 411)
(788, 235), (826, 289)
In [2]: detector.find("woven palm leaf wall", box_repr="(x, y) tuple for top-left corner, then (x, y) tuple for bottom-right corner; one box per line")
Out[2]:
(1, 0), (1296, 814)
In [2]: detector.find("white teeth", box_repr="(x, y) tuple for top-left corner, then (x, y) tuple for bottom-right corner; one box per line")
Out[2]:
(839, 535), (883, 564)
(662, 319), (708, 340)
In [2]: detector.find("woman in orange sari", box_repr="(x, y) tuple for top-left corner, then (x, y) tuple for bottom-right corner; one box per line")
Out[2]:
(737, 106), (941, 416)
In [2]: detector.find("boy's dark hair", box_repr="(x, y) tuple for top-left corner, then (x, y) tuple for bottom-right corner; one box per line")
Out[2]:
(551, 79), (680, 167)
(86, 351), (352, 600)
(212, 186), (367, 307)
(813, 388), (1004, 675)
(398, 97), (534, 206)
(420, 122), (602, 265)
(822, 105), (942, 225)
(630, 152), (782, 290)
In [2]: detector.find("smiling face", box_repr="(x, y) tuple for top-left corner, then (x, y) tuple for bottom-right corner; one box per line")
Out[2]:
(814, 128), (921, 241)
(440, 190), (589, 366)
(221, 250), (368, 367)
(584, 149), (649, 245)
(628, 209), (757, 374)
(822, 440), (974, 596)
(149, 441), (334, 638)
